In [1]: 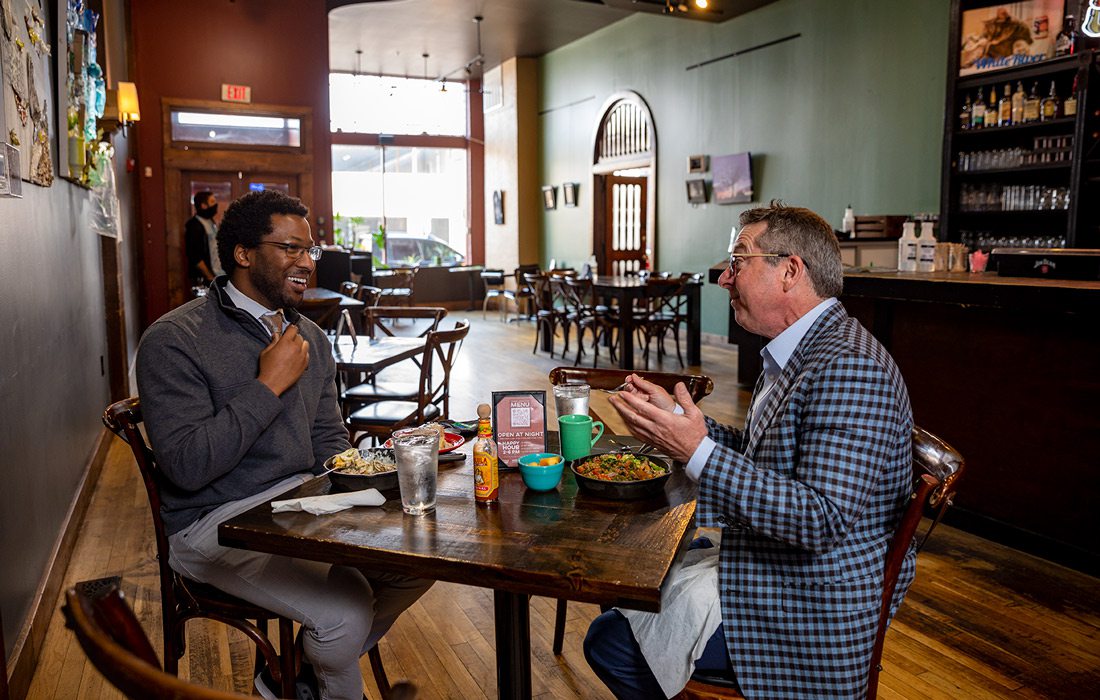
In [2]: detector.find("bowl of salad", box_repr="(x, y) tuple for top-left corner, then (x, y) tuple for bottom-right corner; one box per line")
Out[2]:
(568, 451), (672, 500)
(325, 447), (399, 492)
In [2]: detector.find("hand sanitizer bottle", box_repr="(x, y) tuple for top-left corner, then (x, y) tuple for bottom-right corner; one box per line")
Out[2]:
(918, 220), (937, 272)
(842, 205), (856, 236)
(898, 221), (918, 272)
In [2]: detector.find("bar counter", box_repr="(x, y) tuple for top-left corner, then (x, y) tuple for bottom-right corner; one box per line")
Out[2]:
(711, 266), (1100, 574)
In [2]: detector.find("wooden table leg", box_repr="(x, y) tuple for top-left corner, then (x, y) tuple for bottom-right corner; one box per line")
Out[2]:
(617, 301), (636, 371)
(687, 284), (701, 366)
(493, 590), (532, 700)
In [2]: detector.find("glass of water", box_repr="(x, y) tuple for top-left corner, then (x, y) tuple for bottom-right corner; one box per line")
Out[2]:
(392, 432), (439, 515)
(553, 383), (590, 418)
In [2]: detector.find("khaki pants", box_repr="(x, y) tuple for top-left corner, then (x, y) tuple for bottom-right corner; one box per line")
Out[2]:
(169, 475), (432, 700)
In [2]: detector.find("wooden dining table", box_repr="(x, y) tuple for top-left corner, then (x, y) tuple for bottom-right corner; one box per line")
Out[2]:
(218, 431), (697, 700)
(546, 275), (703, 371)
(330, 335), (426, 374)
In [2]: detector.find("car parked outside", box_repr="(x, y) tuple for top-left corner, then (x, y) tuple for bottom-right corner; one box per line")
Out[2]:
(384, 234), (466, 267)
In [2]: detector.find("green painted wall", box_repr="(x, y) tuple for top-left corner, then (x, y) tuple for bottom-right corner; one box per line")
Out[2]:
(539, 0), (950, 335)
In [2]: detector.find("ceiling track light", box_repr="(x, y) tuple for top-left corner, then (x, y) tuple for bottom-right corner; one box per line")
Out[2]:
(437, 15), (485, 83)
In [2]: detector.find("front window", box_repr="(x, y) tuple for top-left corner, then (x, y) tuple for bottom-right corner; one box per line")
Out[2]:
(330, 75), (469, 263)
(330, 74), (466, 136)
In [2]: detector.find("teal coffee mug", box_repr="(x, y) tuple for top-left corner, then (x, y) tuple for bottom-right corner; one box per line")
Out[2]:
(558, 414), (605, 461)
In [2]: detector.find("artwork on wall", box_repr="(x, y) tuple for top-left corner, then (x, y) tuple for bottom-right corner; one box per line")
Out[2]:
(712, 152), (754, 205)
(686, 178), (707, 204)
(959, 0), (1062, 76)
(0, 0), (55, 186)
(542, 185), (557, 210)
(687, 154), (708, 173)
(562, 181), (578, 207)
(493, 189), (504, 225)
(57, 0), (106, 186)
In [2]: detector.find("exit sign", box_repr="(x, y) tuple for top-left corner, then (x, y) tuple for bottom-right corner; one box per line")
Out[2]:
(221, 84), (252, 103)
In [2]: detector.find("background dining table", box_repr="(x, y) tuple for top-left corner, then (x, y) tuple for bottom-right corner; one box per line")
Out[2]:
(552, 275), (702, 370)
(218, 430), (696, 700)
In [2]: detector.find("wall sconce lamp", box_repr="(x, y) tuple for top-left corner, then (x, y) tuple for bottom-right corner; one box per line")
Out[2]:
(101, 81), (141, 136)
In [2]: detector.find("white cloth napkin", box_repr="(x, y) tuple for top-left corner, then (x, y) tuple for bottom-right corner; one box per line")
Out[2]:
(271, 489), (385, 515)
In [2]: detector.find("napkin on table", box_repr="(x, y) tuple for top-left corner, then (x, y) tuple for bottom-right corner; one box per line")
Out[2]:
(271, 489), (385, 515)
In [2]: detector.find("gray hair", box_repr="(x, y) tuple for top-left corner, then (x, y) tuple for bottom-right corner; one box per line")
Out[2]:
(738, 200), (843, 298)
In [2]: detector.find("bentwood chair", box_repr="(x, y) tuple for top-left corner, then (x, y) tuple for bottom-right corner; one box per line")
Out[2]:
(676, 426), (965, 700)
(480, 269), (510, 321)
(63, 576), (251, 699)
(561, 276), (619, 367)
(102, 398), (392, 699)
(297, 296), (342, 334)
(376, 267), (418, 307)
(346, 320), (470, 446)
(547, 367), (714, 656)
(340, 307), (448, 416)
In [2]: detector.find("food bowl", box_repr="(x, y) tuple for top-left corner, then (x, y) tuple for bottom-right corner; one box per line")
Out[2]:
(517, 452), (565, 491)
(324, 448), (399, 492)
(568, 452), (672, 500)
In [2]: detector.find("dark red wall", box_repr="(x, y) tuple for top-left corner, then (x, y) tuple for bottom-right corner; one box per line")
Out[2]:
(131, 0), (331, 326)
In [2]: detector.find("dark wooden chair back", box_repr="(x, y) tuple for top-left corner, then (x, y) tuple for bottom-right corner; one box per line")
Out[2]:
(102, 398), (296, 694)
(680, 426), (965, 700)
(425, 320), (471, 418)
(298, 296), (342, 332)
(357, 285), (383, 306)
(340, 281), (359, 298)
(364, 306), (447, 340)
(63, 577), (249, 699)
(548, 367), (714, 404)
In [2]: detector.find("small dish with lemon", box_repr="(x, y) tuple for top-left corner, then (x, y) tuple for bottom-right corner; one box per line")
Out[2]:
(517, 452), (565, 491)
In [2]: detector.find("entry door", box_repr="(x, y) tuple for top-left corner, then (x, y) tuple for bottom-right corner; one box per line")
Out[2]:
(602, 175), (648, 276)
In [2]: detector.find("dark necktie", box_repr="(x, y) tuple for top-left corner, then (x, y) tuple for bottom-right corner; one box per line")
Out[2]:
(260, 309), (285, 338)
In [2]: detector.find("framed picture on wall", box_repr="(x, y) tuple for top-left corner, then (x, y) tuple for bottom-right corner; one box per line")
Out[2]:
(493, 190), (505, 224)
(687, 155), (709, 173)
(542, 185), (557, 210)
(959, 0), (1063, 76)
(686, 178), (707, 204)
(712, 152), (754, 205)
(562, 182), (578, 207)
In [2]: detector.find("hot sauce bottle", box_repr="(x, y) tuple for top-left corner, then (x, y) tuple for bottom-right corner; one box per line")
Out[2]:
(472, 403), (499, 504)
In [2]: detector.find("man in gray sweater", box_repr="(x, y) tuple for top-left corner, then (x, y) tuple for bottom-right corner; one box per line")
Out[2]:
(137, 190), (431, 700)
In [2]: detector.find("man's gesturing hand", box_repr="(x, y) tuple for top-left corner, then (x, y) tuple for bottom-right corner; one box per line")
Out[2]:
(258, 325), (310, 396)
(608, 382), (707, 463)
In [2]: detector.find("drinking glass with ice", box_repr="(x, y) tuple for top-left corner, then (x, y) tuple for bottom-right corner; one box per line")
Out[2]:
(392, 433), (439, 515)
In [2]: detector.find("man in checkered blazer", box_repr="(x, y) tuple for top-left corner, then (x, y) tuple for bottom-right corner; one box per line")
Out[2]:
(585, 202), (914, 699)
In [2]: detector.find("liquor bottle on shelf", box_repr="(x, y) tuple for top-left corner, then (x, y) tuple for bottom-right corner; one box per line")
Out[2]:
(988, 86), (998, 127)
(1011, 81), (1025, 123)
(972, 88), (987, 129)
(1023, 82), (1041, 122)
(1040, 81), (1060, 121)
(998, 83), (1012, 126)
(1064, 76), (1078, 118)
(1055, 15), (1076, 56)
(959, 93), (972, 130)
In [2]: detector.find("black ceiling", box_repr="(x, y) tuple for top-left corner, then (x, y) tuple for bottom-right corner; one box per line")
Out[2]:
(327, 0), (780, 79)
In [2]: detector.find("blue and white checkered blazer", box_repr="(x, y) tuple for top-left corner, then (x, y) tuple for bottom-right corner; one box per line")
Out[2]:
(696, 302), (914, 699)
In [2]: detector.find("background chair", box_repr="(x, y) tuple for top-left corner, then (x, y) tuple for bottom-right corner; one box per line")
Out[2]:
(636, 275), (692, 369)
(376, 267), (418, 307)
(677, 426), (965, 700)
(340, 307), (448, 417)
(525, 272), (564, 358)
(345, 320), (470, 446)
(547, 367), (714, 655)
(103, 398), (390, 699)
(480, 269), (510, 321)
(507, 264), (541, 321)
(561, 276), (619, 367)
(297, 296), (342, 334)
(63, 576), (251, 699)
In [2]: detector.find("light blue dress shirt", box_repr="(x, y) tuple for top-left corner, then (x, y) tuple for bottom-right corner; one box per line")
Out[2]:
(224, 280), (287, 336)
(683, 297), (838, 481)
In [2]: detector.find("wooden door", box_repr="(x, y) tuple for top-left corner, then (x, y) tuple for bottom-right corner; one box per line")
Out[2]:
(602, 174), (647, 276)
(178, 171), (299, 299)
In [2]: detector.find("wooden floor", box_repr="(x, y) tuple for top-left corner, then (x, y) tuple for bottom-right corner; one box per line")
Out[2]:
(25, 314), (1100, 699)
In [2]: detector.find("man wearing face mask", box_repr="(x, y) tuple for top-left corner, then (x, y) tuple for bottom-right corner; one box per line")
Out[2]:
(185, 190), (223, 288)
